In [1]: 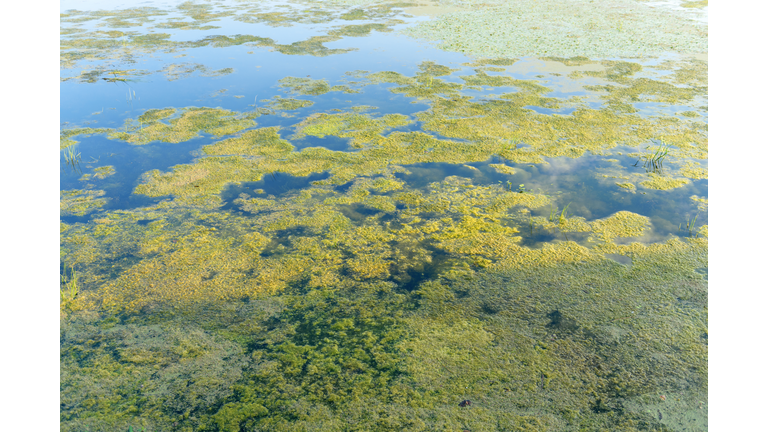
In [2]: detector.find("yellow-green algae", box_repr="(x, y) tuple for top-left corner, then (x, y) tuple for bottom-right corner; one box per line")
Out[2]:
(108, 107), (257, 145)
(61, 51), (707, 431)
(80, 166), (116, 182)
(61, 180), (706, 430)
(690, 195), (708, 211)
(681, 0), (708, 8)
(61, 189), (108, 216)
(679, 161), (708, 180)
(293, 112), (411, 147)
(639, 173), (691, 191)
(278, 76), (358, 96)
(327, 22), (401, 37)
(488, 163), (516, 175)
(264, 96), (315, 111)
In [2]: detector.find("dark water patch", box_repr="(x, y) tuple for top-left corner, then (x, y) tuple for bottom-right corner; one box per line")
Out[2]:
(260, 227), (309, 258)
(546, 310), (580, 332)
(60, 214), (96, 225)
(237, 171), (332, 199)
(392, 244), (452, 293)
(524, 105), (578, 115)
(517, 226), (559, 248)
(605, 253), (632, 266)
(219, 171), (332, 214)
(393, 162), (481, 188)
(333, 180), (355, 193)
(295, 134), (352, 151)
(336, 203), (385, 222)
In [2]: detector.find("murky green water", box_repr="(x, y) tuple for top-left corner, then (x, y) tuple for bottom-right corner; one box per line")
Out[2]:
(60, 1), (708, 431)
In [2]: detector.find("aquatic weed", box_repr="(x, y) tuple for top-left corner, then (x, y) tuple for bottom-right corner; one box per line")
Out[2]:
(637, 139), (672, 173)
(680, 212), (699, 237)
(559, 202), (571, 224)
(60, 263), (78, 303)
(62, 144), (81, 173)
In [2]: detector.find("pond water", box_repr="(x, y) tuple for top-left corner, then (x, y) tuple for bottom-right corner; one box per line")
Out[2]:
(60, 1), (708, 431)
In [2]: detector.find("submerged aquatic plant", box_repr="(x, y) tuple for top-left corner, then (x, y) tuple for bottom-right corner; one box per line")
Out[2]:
(558, 202), (571, 224)
(60, 263), (78, 303)
(62, 144), (81, 173)
(636, 139), (672, 173)
(680, 212), (699, 237)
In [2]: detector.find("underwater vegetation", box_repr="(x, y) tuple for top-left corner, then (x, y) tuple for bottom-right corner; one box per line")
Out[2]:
(60, 1), (707, 430)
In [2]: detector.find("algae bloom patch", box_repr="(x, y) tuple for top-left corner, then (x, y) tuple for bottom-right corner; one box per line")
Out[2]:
(60, 1), (707, 430)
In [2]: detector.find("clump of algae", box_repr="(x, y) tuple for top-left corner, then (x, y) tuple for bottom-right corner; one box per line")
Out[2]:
(639, 173), (691, 191)
(277, 76), (357, 96)
(264, 96), (314, 111)
(108, 107), (256, 145)
(679, 161), (708, 180)
(61, 197), (706, 431)
(489, 163), (516, 175)
(93, 166), (116, 179)
(328, 22), (399, 37)
(293, 111), (411, 147)
(690, 195), (708, 211)
(61, 189), (108, 216)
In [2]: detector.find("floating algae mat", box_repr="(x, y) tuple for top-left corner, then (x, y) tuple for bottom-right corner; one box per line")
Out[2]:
(60, 0), (707, 430)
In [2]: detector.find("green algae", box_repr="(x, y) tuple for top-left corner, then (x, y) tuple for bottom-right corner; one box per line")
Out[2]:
(541, 56), (597, 67)
(61, 189), (108, 216)
(265, 96), (314, 111)
(202, 127), (294, 158)
(463, 57), (519, 67)
(328, 22), (398, 37)
(278, 76), (357, 96)
(679, 161), (708, 180)
(61, 193), (706, 430)
(585, 77), (704, 114)
(269, 35), (357, 57)
(402, 0), (707, 58)
(60, 11), (708, 428)
(160, 63), (207, 81)
(365, 70), (416, 86)
(489, 163), (516, 175)
(92, 166), (116, 180)
(653, 58), (708, 88)
(108, 107), (257, 145)
(293, 112), (411, 147)
(639, 173), (691, 191)
(60, 125), (707, 428)
(568, 60), (643, 82)
(690, 195), (708, 211)
(154, 19), (220, 30)
(682, 0), (708, 8)
(61, 322), (249, 432)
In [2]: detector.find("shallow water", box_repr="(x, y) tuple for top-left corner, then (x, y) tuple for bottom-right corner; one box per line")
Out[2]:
(60, 1), (708, 431)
